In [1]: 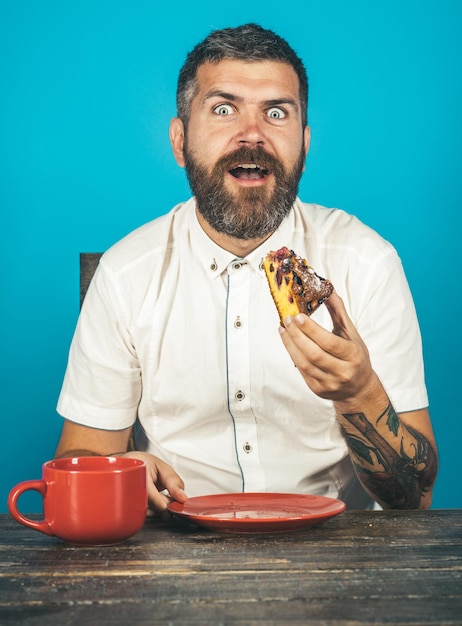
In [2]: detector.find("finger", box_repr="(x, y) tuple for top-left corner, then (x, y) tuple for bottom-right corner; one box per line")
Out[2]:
(285, 313), (348, 363)
(164, 481), (188, 503)
(282, 312), (364, 392)
(147, 485), (172, 512)
(324, 291), (357, 340)
(153, 461), (188, 505)
(279, 317), (334, 375)
(279, 316), (315, 360)
(279, 324), (341, 398)
(121, 451), (187, 513)
(146, 482), (188, 513)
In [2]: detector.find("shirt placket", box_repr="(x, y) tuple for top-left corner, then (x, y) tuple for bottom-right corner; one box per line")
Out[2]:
(226, 260), (265, 491)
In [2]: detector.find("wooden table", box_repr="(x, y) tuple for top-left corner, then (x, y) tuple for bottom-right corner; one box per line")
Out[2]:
(1, 509), (461, 625)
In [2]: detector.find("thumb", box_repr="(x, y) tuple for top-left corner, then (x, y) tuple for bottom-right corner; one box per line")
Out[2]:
(165, 481), (189, 503)
(324, 291), (354, 339)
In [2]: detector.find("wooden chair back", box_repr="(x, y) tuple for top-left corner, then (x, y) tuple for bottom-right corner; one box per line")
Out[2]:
(79, 252), (137, 451)
(80, 252), (103, 308)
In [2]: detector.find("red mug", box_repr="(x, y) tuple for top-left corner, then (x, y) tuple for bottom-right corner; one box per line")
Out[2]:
(8, 456), (147, 545)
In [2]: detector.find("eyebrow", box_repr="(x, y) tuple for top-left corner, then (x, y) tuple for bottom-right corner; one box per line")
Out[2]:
(202, 90), (299, 111)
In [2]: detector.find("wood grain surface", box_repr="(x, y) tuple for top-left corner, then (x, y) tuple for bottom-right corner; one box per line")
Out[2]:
(1, 509), (461, 625)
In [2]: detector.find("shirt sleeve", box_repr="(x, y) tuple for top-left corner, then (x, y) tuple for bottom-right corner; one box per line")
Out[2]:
(350, 245), (428, 413)
(57, 258), (142, 429)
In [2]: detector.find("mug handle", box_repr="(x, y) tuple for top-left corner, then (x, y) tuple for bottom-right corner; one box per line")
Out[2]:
(7, 480), (54, 536)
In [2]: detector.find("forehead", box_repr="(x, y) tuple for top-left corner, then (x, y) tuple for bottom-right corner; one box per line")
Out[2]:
(193, 59), (301, 104)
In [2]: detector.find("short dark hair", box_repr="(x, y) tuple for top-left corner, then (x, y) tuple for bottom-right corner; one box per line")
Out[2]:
(176, 23), (308, 128)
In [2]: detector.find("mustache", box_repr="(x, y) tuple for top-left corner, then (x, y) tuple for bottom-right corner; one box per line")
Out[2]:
(213, 146), (285, 176)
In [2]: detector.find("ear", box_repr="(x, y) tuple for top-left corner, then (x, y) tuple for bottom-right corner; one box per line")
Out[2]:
(302, 125), (311, 171)
(169, 117), (186, 168)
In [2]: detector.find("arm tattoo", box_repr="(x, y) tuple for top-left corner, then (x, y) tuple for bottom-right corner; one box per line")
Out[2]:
(340, 404), (437, 509)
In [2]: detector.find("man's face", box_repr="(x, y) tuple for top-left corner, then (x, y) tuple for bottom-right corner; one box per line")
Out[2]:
(170, 59), (310, 241)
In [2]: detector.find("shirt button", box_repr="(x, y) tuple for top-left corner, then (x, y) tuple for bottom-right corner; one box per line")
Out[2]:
(235, 390), (245, 401)
(243, 442), (253, 453)
(210, 259), (218, 271)
(232, 262), (242, 270)
(234, 316), (242, 328)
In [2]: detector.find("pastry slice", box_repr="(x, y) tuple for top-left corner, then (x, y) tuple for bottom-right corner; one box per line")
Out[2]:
(263, 247), (334, 324)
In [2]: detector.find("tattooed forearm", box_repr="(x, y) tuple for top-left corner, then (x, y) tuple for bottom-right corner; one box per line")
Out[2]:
(339, 404), (438, 509)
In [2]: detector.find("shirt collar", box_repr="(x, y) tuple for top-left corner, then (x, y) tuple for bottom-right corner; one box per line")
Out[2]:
(189, 202), (236, 279)
(188, 198), (297, 279)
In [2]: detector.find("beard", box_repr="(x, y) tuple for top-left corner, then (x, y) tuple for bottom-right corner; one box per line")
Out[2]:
(183, 142), (306, 241)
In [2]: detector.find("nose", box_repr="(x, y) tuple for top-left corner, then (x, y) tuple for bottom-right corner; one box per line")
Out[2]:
(235, 109), (265, 146)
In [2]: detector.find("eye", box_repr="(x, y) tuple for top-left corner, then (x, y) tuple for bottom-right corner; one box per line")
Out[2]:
(213, 104), (234, 116)
(267, 107), (286, 120)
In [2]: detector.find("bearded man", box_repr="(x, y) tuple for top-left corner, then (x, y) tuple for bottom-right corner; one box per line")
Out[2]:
(55, 24), (437, 512)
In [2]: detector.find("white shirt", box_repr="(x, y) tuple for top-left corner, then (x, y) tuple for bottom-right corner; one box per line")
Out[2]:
(57, 198), (428, 508)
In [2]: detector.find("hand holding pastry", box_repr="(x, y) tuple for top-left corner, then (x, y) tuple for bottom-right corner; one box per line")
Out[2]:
(279, 291), (378, 406)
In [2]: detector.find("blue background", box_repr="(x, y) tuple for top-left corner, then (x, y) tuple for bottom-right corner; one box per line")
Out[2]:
(2, 0), (461, 511)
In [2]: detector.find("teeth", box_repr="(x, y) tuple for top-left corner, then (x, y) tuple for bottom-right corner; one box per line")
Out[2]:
(236, 163), (258, 169)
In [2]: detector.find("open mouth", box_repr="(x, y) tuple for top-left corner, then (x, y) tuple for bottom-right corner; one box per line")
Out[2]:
(229, 163), (270, 180)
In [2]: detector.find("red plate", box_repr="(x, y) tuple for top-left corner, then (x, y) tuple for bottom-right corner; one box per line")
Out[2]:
(168, 493), (346, 533)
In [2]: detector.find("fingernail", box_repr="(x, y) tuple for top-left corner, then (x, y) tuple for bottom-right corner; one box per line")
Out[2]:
(283, 316), (293, 327)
